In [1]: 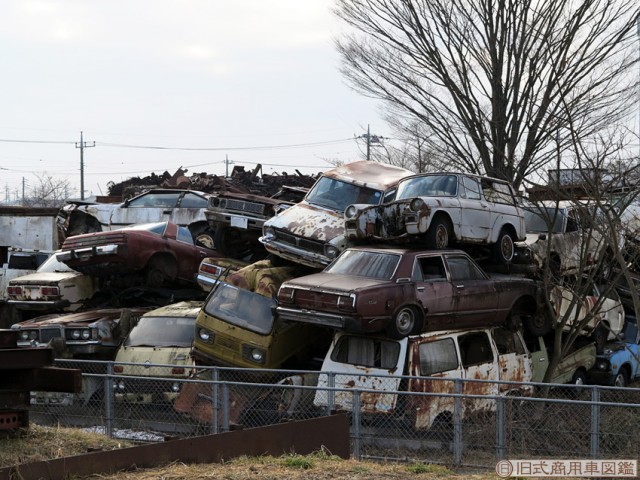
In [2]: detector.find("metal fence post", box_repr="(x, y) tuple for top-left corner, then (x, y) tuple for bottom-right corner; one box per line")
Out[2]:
(453, 379), (463, 466)
(104, 362), (114, 438)
(211, 368), (219, 435)
(221, 383), (230, 433)
(327, 372), (335, 414)
(496, 396), (505, 461)
(352, 390), (361, 461)
(590, 386), (601, 458)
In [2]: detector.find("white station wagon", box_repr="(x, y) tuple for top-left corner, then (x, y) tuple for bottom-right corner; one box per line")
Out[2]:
(344, 172), (526, 264)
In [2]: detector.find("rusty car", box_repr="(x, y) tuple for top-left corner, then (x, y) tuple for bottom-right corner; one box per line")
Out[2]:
(271, 327), (532, 432)
(519, 201), (620, 278)
(276, 246), (547, 339)
(57, 188), (215, 246)
(192, 259), (328, 369)
(344, 173), (526, 264)
(112, 301), (201, 404)
(549, 282), (625, 353)
(6, 252), (100, 313)
(56, 221), (219, 288)
(260, 160), (414, 269)
(206, 185), (308, 259)
(527, 334), (596, 387)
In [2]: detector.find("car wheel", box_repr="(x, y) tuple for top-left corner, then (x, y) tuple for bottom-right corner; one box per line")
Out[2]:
(493, 228), (515, 264)
(145, 256), (178, 288)
(522, 309), (553, 337)
(214, 226), (255, 260)
(425, 216), (452, 250)
(568, 369), (587, 397)
(613, 369), (628, 388)
(387, 306), (423, 339)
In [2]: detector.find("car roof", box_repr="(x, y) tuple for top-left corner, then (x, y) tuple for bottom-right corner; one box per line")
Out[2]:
(399, 171), (512, 185)
(344, 245), (469, 256)
(322, 161), (413, 190)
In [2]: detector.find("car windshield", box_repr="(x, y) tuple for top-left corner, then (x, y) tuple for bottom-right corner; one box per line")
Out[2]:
(396, 174), (458, 199)
(40, 254), (74, 273)
(326, 250), (400, 280)
(124, 316), (196, 347)
(524, 207), (565, 233)
(331, 335), (401, 369)
(306, 176), (383, 212)
(204, 282), (276, 335)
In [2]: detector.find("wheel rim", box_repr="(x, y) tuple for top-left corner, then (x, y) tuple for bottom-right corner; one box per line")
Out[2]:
(614, 374), (625, 387)
(396, 308), (415, 336)
(574, 376), (584, 386)
(435, 224), (448, 249)
(500, 234), (514, 262)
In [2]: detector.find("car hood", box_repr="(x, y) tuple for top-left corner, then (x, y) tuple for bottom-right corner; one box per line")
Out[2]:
(284, 272), (389, 293)
(265, 202), (344, 243)
(9, 271), (81, 285)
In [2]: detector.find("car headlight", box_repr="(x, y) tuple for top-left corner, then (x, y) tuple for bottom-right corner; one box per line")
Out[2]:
(71, 330), (81, 340)
(410, 198), (424, 211)
(198, 328), (214, 343)
(116, 380), (125, 391)
(171, 382), (181, 393)
(596, 360), (610, 371)
(81, 330), (91, 340)
(325, 245), (339, 259)
(344, 205), (358, 220)
(243, 345), (266, 365)
(20, 331), (30, 341)
(262, 226), (276, 241)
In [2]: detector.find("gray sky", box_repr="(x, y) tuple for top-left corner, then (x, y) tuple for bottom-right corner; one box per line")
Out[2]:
(0, 1), (386, 201)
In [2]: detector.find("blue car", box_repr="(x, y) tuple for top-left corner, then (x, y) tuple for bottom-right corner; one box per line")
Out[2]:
(588, 316), (639, 387)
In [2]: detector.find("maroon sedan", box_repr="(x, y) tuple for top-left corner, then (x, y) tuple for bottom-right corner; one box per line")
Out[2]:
(57, 221), (220, 288)
(277, 247), (546, 339)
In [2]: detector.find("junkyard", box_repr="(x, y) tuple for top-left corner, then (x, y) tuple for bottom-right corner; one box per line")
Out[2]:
(2, 1), (640, 478)
(1, 159), (640, 479)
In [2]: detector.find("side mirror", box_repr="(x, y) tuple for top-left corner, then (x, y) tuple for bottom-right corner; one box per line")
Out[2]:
(538, 233), (547, 241)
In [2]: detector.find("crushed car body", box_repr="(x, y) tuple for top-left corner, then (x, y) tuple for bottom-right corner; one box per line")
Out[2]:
(277, 246), (545, 339)
(57, 221), (219, 288)
(260, 160), (414, 268)
(344, 173), (526, 264)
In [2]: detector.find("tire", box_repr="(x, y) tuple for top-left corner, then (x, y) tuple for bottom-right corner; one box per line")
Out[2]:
(425, 216), (452, 250)
(214, 226), (254, 260)
(493, 228), (515, 264)
(613, 369), (628, 388)
(567, 370), (587, 397)
(386, 306), (423, 339)
(145, 256), (178, 288)
(522, 309), (553, 337)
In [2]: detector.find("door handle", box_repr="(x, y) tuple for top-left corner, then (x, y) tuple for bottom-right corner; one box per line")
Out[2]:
(163, 210), (172, 214)
(417, 286), (425, 292)
(456, 285), (464, 289)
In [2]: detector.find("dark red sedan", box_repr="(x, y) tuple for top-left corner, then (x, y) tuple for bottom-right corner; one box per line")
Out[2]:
(277, 247), (546, 339)
(57, 221), (220, 288)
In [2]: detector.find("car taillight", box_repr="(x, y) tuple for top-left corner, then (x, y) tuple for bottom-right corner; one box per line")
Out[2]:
(41, 286), (59, 296)
(113, 365), (124, 373)
(201, 263), (223, 276)
(171, 367), (185, 375)
(278, 286), (295, 304)
(7, 286), (22, 295)
(337, 294), (355, 311)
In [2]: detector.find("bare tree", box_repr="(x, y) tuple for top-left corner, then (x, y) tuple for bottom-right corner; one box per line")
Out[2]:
(23, 173), (74, 208)
(334, 0), (639, 189)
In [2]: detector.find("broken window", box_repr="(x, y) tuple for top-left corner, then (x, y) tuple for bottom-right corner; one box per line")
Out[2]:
(414, 256), (446, 281)
(331, 335), (400, 369)
(458, 332), (494, 367)
(445, 256), (485, 281)
(418, 338), (458, 375)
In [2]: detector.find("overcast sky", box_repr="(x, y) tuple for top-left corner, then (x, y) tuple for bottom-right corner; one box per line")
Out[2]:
(0, 1), (387, 202)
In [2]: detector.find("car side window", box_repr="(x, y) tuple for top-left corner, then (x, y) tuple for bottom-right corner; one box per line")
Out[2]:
(566, 209), (580, 232)
(128, 192), (181, 208)
(180, 193), (208, 208)
(492, 327), (526, 355)
(415, 256), (447, 281)
(445, 256), (485, 281)
(177, 227), (195, 244)
(461, 176), (481, 200)
(418, 338), (458, 375)
(458, 332), (494, 367)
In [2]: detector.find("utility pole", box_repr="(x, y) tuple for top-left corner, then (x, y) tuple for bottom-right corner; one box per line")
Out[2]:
(224, 154), (234, 178)
(21, 177), (26, 205)
(358, 125), (383, 161)
(75, 131), (95, 200)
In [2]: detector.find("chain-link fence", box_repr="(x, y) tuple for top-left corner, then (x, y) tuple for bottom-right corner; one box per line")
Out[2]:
(29, 360), (640, 468)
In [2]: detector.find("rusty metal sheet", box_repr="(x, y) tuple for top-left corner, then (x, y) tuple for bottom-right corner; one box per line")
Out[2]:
(1, 413), (350, 480)
(0, 348), (53, 369)
(0, 410), (28, 430)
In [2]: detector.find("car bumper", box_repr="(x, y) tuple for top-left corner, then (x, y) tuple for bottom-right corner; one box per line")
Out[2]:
(205, 212), (266, 230)
(57, 244), (120, 263)
(259, 237), (333, 269)
(277, 306), (377, 332)
(8, 299), (70, 311)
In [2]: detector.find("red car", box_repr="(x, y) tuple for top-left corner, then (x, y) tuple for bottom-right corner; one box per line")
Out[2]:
(57, 221), (220, 288)
(277, 247), (547, 339)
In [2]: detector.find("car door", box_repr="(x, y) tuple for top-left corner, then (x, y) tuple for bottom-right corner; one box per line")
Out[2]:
(491, 327), (531, 393)
(458, 176), (491, 241)
(444, 254), (498, 327)
(412, 254), (457, 329)
(109, 191), (181, 229)
(167, 192), (209, 227)
(456, 330), (499, 413)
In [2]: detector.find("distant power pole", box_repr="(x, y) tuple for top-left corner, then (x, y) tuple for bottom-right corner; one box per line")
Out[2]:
(22, 177), (26, 205)
(75, 131), (95, 200)
(358, 125), (383, 161)
(224, 154), (234, 178)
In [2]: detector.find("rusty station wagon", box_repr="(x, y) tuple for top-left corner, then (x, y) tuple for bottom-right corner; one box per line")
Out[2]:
(277, 247), (547, 339)
(260, 161), (413, 268)
(344, 172), (526, 264)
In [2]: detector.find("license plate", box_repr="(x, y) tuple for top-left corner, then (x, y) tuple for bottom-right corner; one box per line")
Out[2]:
(230, 216), (248, 229)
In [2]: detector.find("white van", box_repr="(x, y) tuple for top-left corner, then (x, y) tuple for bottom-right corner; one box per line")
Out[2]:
(314, 326), (533, 430)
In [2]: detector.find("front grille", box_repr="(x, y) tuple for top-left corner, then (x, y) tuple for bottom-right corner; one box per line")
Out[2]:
(225, 199), (265, 215)
(273, 229), (325, 254)
(216, 335), (240, 354)
(39, 327), (63, 343)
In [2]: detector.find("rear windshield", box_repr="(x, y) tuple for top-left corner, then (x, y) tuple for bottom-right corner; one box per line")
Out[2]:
(524, 207), (565, 233)
(326, 250), (400, 280)
(124, 316), (196, 347)
(204, 282), (276, 335)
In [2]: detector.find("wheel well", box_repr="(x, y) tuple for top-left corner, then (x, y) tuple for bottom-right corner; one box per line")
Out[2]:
(146, 252), (177, 272)
(431, 211), (455, 238)
(618, 363), (631, 378)
(511, 295), (537, 315)
(68, 212), (101, 236)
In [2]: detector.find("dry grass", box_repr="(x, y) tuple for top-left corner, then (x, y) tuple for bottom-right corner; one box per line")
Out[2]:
(0, 425), (502, 479)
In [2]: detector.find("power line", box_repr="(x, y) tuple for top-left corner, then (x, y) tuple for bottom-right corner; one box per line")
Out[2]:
(95, 138), (353, 151)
